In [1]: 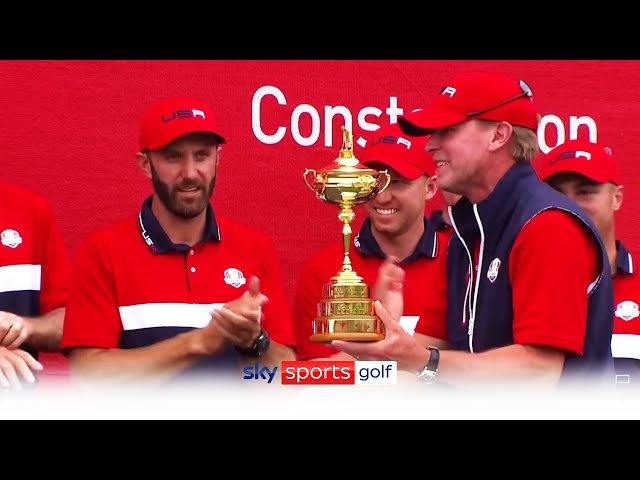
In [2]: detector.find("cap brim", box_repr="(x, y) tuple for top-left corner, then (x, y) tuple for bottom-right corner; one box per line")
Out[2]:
(541, 164), (609, 184)
(147, 131), (226, 150)
(398, 107), (468, 136)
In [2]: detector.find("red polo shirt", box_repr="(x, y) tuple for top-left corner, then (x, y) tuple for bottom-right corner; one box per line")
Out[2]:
(0, 180), (69, 359)
(611, 241), (640, 366)
(61, 197), (295, 365)
(293, 216), (448, 360)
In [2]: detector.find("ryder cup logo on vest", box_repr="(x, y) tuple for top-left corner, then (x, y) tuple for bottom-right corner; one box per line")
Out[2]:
(1, 229), (22, 248)
(487, 258), (501, 283)
(615, 300), (639, 321)
(223, 268), (246, 288)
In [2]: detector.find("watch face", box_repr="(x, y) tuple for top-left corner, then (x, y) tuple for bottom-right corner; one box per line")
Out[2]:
(235, 329), (270, 357)
(255, 332), (271, 356)
(417, 369), (437, 384)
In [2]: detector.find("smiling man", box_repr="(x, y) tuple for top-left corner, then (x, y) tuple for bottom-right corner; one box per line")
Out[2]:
(293, 122), (451, 362)
(331, 72), (614, 392)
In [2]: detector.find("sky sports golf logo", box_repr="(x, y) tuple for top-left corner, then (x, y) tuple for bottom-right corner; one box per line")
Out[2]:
(282, 360), (397, 385)
(242, 360), (398, 385)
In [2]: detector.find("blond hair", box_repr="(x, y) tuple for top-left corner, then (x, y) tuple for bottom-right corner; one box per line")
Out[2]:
(510, 114), (541, 164)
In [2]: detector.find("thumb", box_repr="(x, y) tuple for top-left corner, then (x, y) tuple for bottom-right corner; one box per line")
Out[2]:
(374, 257), (404, 299)
(247, 276), (261, 296)
(373, 300), (401, 329)
(247, 276), (269, 306)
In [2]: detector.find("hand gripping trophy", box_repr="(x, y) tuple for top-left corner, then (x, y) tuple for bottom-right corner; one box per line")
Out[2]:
(303, 126), (391, 342)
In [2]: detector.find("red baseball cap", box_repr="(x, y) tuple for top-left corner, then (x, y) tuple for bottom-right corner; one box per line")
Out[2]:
(138, 96), (226, 151)
(398, 71), (538, 136)
(537, 139), (620, 185)
(360, 122), (433, 179)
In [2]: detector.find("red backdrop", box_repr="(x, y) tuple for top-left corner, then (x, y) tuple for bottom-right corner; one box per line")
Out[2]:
(1, 60), (639, 310)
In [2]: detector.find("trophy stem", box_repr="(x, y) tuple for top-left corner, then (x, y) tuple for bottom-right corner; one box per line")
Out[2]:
(338, 199), (355, 273)
(306, 125), (389, 343)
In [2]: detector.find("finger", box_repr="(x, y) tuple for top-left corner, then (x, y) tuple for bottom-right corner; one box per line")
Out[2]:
(213, 306), (250, 330)
(219, 295), (263, 327)
(9, 356), (37, 385)
(374, 300), (402, 328)
(0, 359), (23, 391)
(5, 330), (28, 350)
(330, 340), (368, 358)
(209, 315), (235, 341)
(382, 258), (404, 284)
(0, 370), (10, 389)
(12, 349), (44, 371)
(213, 314), (252, 348)
(2, 323), (26, 349)
(0, 317), (11, 343)
(375, 258), (404, 296)
(0, 327), (20, 347)
(247, 276), (261, 296)
(211, 308), (258, 345)
(246, 276), (270, 307)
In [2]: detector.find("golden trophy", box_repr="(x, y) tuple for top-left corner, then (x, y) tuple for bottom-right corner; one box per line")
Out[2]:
(303, 126), (391, 342)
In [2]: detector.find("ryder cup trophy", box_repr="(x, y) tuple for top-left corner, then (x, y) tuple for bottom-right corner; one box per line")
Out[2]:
(303, 126), (391, 342)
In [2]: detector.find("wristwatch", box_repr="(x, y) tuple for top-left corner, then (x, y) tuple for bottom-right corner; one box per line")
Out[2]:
(235, 327), (270, 358)
(416, 346), (440, 384)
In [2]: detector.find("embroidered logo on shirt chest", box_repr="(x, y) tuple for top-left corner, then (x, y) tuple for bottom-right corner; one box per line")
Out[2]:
(615, 300), (639, 321)
(1, 229), (22, 248)
(223, 268), (247, 288)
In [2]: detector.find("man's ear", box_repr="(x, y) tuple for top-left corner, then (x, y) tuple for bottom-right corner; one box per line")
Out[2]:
(613, 184), (624, 212)
(424, 176), (438, 202)
(136, 151), (152, 179)
(489, 121), (513, 152)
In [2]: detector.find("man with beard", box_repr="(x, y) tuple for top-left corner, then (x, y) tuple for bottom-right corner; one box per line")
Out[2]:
(61, 96), (296, 390)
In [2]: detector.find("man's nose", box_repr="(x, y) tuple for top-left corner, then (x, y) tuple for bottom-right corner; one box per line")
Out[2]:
(426, 134), (440, 152)
(180, 156), (199, 178)
(375, 186), (393, 203)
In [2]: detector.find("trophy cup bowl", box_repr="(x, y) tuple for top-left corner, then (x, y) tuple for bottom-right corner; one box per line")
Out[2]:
(303, 126), (391, 342)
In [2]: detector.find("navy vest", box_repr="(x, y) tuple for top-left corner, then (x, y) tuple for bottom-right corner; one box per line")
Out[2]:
(446, 163), (614, 386)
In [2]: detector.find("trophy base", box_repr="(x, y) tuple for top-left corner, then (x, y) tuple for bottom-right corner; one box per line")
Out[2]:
(310, 315), (385, 343)
(310, 332), (385, 342)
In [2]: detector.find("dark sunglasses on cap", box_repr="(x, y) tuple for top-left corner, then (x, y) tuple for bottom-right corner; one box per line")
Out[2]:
(465, 80), (533, 118)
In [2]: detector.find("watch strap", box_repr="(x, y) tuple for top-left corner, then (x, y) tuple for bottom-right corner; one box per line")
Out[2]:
(417, 346), (440, 383)
(235, 327), (270, 357)
(426, 346), (439, 373)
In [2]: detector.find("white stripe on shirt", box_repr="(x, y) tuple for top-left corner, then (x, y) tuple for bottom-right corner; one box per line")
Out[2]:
(119, 302), (225, 331)
(0, 264), (41, 294)
(611, 333), (640, 360)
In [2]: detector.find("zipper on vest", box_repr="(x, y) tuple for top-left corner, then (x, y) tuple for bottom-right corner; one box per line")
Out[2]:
(468, 204), (486, 354)
(462, 264), (472, 325)
(450, 213), (474, 331)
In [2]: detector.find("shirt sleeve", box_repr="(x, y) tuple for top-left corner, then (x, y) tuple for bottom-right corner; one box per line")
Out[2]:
(36, 198), (70, 314)
(60, 235), (123, 351)
(510, 209), (600, 355)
